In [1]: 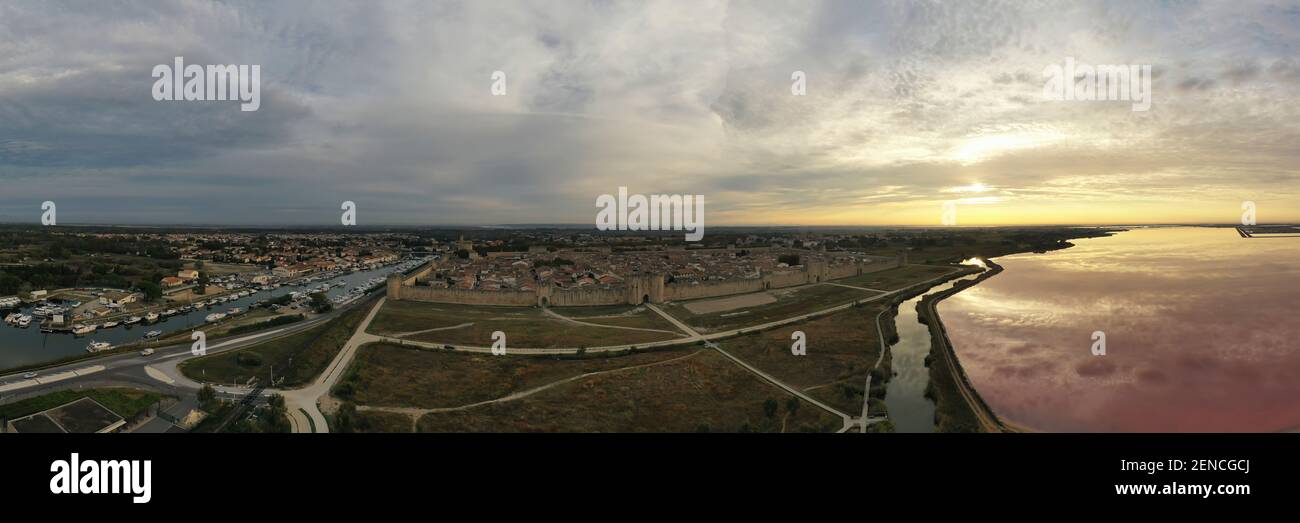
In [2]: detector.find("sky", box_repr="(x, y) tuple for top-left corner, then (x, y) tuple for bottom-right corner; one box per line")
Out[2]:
(1, 0), (1298, 226)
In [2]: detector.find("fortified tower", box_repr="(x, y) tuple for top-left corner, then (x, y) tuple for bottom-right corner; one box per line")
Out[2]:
(625, 273), (665, 304)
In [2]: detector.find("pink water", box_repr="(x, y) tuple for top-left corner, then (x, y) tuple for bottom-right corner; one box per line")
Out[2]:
(939, 227), (1300, 432)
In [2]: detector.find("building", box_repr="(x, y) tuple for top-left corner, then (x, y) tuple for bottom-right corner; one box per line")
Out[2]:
(178, 269), (200, 281)
(272, 263), (314, 279)
(160, 276), (185, 288)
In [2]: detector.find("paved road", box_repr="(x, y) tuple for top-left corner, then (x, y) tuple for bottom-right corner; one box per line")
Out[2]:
(1, 268), (967, 433)
(277, 297), (386, 433)
(0, 295), (379, 425)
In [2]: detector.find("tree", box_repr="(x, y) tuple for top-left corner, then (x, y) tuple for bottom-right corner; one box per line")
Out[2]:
(195, 271), (209, 295)
(197, 384), (217, 411)
(309, 292), (332, 313)
(138, 282), (162, 302)
(785, 397), (801, 416)
(335, 402), (358, 433)
(763, 399), (778, 418)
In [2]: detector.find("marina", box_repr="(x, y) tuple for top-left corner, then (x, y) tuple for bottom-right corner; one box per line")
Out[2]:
(0, 259), (422, 371)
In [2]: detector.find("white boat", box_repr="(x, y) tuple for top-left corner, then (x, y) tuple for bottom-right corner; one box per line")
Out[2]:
(227, 307), (242, 315)
(143, 330), (162, 339)
(101, 321), (119, 329)
(85, 341), (112, 352)
(3, 313), (18, 324)
(125, 316), (142, 325)
(205, 313), (226, 323)
(72, 324), (96, 335)
(145, 312), (159, 323)
(162, 309), (178, 317)
(18, 315), (32, 327)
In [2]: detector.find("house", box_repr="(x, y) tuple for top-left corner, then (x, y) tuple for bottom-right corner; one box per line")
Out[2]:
(161, 276), (185, 288)
(272, 264), (314, 279)
(177, 269), (200, 281)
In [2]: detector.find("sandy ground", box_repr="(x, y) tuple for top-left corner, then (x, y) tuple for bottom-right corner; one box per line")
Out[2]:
(683, 292), (776, 315)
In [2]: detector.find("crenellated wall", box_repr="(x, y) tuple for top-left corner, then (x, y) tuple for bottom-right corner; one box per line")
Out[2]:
(389, 253), (904, 306)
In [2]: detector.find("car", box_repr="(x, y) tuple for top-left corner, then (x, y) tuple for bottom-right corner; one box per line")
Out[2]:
(140, 348), (155, 356)
(22, 372), (37, 379)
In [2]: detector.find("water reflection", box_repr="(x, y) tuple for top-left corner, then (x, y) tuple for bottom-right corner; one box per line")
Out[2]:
(939, 228), (1300, 432)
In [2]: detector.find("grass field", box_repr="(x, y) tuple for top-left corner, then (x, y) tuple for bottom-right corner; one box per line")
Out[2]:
(154, 308), (281, 344)
(551, 305), (683, 332)
(180, 301), (374, 387)
(661, 284), (877, 332)
(718, 303), (887, 414)
(414, 349), (843, 433)
(369, 300), (681, 348)
(0, 387), (164, 421)
(353, 409), (415, 433)
(833, 265), (956, 290)
(336, 342), (697, 409)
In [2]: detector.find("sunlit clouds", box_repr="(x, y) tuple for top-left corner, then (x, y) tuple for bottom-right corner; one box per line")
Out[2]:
(0, 1), (1297, 225)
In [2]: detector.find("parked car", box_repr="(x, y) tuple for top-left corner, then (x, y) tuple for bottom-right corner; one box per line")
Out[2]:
(140, 348), (155, 356)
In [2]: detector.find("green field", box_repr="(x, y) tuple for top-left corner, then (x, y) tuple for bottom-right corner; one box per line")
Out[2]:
(661, 283), (876, 332)
(0, 388), (164, 421)
(335, 342), (696, 409)
(180, 301), (373, 387)
(718, 304), (887, 414)
(414, 349), (843, 433)
(368, 300), (682, 348)
(833, 264), (956, 290)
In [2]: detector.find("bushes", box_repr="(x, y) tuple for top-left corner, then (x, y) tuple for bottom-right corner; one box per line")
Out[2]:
(227, 314), (303, 335)
(236, 351), (263, 367)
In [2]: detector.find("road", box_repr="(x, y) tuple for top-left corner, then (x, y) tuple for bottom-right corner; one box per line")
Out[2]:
(277, 297), (386, 433)
(0, 295), (380, 429)
(1, 267), (970, 434)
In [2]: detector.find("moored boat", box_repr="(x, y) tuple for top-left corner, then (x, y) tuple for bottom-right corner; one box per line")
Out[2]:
(85, 341), (112, 352)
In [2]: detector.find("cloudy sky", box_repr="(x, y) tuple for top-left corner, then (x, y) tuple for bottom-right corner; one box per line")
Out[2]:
(1, 0), (1298, 226)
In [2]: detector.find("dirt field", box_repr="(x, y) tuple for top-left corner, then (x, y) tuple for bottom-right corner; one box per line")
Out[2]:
(683, 291), (777, 314)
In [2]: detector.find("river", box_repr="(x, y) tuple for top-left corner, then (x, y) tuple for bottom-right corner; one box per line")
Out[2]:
(937, 227), (1300, 432)
(883, 269), (981, 433)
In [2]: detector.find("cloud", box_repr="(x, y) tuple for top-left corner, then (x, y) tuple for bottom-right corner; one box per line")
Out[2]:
(0, 0), (1297, 225)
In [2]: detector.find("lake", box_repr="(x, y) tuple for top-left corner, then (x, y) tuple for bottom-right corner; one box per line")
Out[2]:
(938, 227), (1300, 432)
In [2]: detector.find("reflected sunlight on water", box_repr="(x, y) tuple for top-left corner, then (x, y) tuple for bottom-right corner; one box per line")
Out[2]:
(939, 228), (1300, 432)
